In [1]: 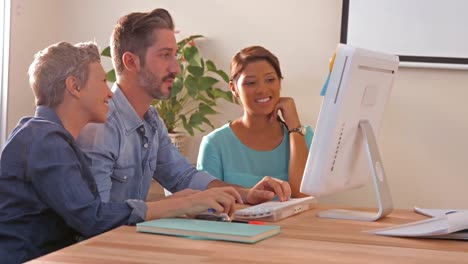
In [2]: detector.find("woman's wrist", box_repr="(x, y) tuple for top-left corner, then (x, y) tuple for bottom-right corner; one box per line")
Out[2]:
(235, 187), (250, 204)
(287, 123), (302, 130)
(284, 116), (301, 129)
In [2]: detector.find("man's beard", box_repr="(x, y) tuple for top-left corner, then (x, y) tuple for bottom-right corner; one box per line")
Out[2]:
(137, 67), (175, 100)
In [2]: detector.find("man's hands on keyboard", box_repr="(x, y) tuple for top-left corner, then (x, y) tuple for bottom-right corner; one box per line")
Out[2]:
(235, 197), (316, 220)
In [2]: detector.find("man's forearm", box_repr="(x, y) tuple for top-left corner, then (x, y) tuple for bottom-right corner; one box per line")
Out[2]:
(145, 197), (192, 220)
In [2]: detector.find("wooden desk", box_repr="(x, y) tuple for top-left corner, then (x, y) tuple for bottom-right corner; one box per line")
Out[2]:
(30, 207), (468, 264)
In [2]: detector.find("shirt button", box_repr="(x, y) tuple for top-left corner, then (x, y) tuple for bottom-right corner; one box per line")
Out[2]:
(143, 143), (148, 148)
(140, 127), (145, 132)
(123, 176), (128, 180)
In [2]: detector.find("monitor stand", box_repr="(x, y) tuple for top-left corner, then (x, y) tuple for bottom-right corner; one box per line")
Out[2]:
(317, 120), (393, 221)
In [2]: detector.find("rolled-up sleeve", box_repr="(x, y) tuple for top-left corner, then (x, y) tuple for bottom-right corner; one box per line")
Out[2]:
(125, 199), (147, 224)
(188, 171), (217, 190)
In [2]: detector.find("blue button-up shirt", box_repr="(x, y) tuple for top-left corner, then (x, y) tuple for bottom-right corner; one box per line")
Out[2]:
(77, 84), (216, 203)
(0, 106), (145, 264)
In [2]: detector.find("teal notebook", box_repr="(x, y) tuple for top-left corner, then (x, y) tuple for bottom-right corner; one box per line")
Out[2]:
(136, 218), (281, 243)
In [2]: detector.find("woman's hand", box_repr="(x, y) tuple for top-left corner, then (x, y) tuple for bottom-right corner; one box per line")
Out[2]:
(269, 97), (301, 129)
(244, 176), (292, 204)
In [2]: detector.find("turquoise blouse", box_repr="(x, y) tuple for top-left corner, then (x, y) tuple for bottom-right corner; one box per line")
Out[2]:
(197, 123), (313, 188)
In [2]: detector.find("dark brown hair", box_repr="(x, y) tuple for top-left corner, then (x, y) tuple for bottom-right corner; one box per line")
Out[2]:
(230, 46), (283, 82)
(111, 8), (174, 75)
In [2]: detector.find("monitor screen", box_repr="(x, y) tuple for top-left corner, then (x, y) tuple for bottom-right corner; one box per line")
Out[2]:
(299, 44), (399, 221)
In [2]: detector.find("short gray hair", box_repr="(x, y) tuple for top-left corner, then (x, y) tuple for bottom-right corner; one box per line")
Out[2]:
(28, 41), (101, 107)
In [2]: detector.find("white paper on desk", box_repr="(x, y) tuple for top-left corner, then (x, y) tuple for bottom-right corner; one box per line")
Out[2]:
(369, 211), (468, 239)
(413, 207), (467, 218)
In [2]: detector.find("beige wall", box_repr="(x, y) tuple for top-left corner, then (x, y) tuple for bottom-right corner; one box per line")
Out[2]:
(5, 0), (468, 209)
(7, 0), (66, 135)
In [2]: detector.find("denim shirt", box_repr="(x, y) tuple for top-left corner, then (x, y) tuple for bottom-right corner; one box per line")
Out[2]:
(77, 84), (216, 202)
(0, 106), (146, 264)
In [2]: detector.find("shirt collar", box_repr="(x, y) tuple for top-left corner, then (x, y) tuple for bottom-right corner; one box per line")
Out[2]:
(35, 105), (64, 126)
(111, 83), (159, 133)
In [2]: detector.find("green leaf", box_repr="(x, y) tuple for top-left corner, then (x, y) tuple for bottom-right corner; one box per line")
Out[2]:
(170, 77), (183, 98)
(106, 69), (116, 83)
(194, 127), (205, 133)
(188, 34), (204, 40)
(101, 46), (111, 57)
(211, 88), (233, 102)
(171, 97), (183, 114)
(183, 46), (196, 62)
(184, 75), (198, 98)
(177, 35), (204, 49)
(196, 93), (216, 105)
(181, 115), (194, 136)
(199, 103), (218, 115)
(206, 60), (216, 71)
(191, 122), (205, 133)
(183, 46), (201, 67)
(205, 89), (215, 100)
(180, 115), (187, 124)
(157, 102), (176, 133)
(215, 70), (230, 83)
(194, 126), (206, 133)
(201, 116), (214, 129)
(165, 109), (175, 127)
(187, 65), (204, 77)
(188, 112), (210, 133)
(178, 61), (185, 73)
(170, 97), (178, 108)
(206, 61), (229, 83)
(198, 76), (218, 90)
(189, 112), (204, 126)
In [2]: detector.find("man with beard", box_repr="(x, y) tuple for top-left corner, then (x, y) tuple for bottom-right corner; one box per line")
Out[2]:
(77, 8), (291, 212)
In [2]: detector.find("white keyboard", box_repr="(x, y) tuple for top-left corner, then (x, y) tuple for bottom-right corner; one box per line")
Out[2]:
(235, 197), (317, 221)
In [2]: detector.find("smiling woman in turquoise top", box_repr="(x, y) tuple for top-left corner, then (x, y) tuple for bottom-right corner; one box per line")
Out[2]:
(197, 46), (313, 197)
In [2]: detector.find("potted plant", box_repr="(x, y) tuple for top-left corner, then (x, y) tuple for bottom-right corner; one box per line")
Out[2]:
(101, 35), (236, 153)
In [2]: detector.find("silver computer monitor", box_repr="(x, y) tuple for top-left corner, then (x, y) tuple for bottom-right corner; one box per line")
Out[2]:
(300, 44), (399, 221)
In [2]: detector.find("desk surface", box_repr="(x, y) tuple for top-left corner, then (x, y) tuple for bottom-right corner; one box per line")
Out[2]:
(30, 207), (468, 264)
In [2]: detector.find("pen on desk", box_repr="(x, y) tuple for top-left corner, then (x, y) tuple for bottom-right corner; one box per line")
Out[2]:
(231, 219), (265, 225)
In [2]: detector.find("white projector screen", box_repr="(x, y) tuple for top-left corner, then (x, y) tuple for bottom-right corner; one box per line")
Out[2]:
(341, 0), (468, 70)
